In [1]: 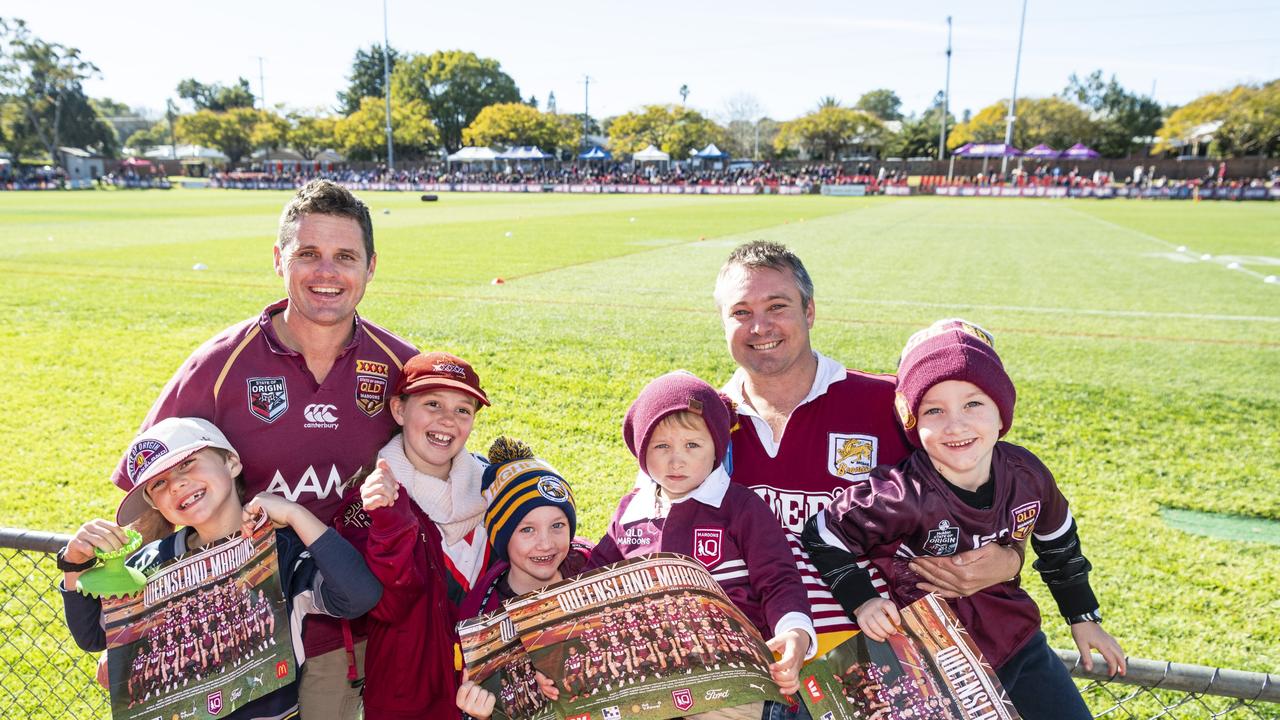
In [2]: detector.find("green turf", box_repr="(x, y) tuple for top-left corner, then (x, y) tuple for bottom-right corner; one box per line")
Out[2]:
(1, 189), (1277, 717)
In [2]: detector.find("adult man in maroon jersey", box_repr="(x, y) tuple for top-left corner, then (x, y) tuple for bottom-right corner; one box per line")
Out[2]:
(111, 179), (417, 720)
(714, 241), (1021, 659)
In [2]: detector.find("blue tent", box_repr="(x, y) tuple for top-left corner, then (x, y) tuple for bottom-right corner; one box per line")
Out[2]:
(694, 143), (728, 159)
(578, 146), (612, 160)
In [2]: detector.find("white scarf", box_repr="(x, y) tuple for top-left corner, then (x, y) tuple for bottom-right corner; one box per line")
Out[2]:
(378, 434), (486, 545)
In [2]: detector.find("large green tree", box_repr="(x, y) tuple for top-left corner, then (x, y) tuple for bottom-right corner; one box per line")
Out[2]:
(855, 88), (904, 121)
(947, 97), (1096, 152)
(391, 50), (520, 151)
(1157, 82), (1280, 157)
(287, 111), (339, 160)
(176, 77), (255, 112)
(462, 102), (578, 151)
(337, 45), (398, 115)
(176, 107), (273, 165)
(1062, 70), (1163, 156)
(335, 95), (438, 161)
(0, 18), (114, 163)
(774, 104), (885, 161)
(607, 104), (727, 159)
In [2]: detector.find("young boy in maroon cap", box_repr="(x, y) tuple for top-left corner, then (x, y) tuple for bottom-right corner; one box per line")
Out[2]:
(335, 350), (498, 719)
(803, 319), (1125, 720)
(60, 417), (381, 720)
(584, 371), (817, 713)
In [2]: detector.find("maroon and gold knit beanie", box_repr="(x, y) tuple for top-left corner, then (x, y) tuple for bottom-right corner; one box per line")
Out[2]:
(895, 319), (1016, 447)
(623, 371), (736, 476)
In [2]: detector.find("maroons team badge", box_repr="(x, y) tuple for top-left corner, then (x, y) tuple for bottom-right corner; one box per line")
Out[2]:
(693, 528), (723, 567)
(207, 689), (223, 714)
(672, 688), (695, 712)
(923, 519), (960, 556)
(355, 359), (389, 417)
(1010, 501), (1041, 541)
(828, 433), (877, 480)
(247, 377), (288, 423)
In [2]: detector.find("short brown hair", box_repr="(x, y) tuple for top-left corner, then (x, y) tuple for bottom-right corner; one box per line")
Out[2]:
(716, 241), (814, 310)
(277, 179), (375, 263)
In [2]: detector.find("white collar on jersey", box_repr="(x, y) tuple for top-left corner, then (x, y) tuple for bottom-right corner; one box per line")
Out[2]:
(722, 350), (846, 420)
(621, 464), (732, 523)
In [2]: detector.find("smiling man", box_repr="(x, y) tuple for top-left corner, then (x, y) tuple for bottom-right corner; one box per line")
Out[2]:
(714, 241), (1022, 677)
(110, 179), (418, 720)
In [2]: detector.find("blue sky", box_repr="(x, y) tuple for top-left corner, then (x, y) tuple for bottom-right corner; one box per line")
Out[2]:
(13, 0), (1278, 122)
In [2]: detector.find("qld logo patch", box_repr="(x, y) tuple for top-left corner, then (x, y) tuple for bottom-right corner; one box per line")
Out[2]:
(247, 377), (288, 423)
(207, 689), (223, 715)
(672, 688), (694, 712)
(126, 439), (168, 484)
(693, 528), (723, 567)
(828, 433), (877, 480)
(356, 359), (389, 417)
(923, 519), (960, 556)
(1010, 501), (1041, 541)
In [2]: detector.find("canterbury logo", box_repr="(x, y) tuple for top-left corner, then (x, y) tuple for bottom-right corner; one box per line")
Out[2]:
(303, 404), (338, 423)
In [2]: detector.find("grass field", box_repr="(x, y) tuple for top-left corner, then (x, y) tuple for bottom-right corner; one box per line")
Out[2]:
(1, 189), (1277, 716)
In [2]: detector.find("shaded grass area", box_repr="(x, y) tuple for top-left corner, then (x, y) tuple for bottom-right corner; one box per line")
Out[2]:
(1, 191), (1277, 717)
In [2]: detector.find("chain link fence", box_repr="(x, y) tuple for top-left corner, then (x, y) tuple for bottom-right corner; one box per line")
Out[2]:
(3, 527), (1277, 719)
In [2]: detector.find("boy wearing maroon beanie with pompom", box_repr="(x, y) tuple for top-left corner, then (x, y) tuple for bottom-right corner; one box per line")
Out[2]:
(587, 370), (817, 711)
(803, 319), (1124, 720)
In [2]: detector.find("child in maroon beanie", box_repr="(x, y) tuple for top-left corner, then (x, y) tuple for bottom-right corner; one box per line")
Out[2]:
(803, 319), (1125, 720)
(587, 371), (817, 710)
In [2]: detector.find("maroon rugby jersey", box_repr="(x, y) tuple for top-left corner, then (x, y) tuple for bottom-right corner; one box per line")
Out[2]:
(111, 298), (417, 657)
(821, 443), (1075, 668)
(587, 467), (812, 643)
(723, 352), (909, 652)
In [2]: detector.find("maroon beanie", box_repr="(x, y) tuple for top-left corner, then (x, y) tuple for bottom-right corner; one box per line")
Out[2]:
(894, 319), (1015, 448)
(623, 371), (737, 476)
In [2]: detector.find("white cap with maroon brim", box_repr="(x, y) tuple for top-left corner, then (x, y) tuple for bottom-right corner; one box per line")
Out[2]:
(116, 417), (238, 526)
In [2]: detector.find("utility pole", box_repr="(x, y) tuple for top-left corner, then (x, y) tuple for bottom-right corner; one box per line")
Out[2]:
(1001, 0), (1028, 176)
(257, 57), (266, 109)
(938, 16), (952, 160)
(383, 0), (394, 171)
(583, 75), (592, 149)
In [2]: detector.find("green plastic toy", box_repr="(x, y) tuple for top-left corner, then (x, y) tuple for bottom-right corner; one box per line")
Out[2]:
(76, 528), (146, 599)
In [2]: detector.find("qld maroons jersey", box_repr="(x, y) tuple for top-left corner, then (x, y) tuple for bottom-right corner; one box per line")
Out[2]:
(110, 299), (417, 658)
(723, 352), (910, 654)
(820, 443), (1075, 668)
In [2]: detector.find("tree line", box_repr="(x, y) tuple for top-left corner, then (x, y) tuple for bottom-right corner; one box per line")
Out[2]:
(2, 19), (1277, 170)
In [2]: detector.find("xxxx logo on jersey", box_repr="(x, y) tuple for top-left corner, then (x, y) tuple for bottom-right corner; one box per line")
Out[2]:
(355, 359), (389, 417)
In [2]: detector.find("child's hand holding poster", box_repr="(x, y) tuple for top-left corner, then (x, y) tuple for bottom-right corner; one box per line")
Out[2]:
(99, 521), (295, 720)
(796, 594), (1020, 720)
(458, 608), (555, 720)
(504, 553), (785, 720)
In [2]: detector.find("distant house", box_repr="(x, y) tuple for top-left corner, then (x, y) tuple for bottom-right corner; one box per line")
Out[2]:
(58, 147), (105, 181)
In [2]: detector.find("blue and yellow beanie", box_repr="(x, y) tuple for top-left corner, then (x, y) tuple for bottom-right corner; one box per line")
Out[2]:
(482, 437), (577, 562)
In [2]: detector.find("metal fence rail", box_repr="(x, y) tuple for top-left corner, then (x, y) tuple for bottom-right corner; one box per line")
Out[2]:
(3, 527), (1277, 719)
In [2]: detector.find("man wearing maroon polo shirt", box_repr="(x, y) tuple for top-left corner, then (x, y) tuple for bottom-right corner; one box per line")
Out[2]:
(713, 241), (1021, 665)
(111, 179), (417, 720)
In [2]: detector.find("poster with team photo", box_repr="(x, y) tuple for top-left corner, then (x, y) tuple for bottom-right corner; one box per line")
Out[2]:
(797, 594), (1020, 720)
(99, 521), (295, 720)
(504, 553), (785, 720)
(458, 608), (555, 720)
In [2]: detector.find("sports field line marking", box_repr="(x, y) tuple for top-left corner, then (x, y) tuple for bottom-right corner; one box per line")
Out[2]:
(830, 297), (1280, 324)
(6, 264), (1278, 349)
(1062, 206), (1278, 285)
(495, 202), (889, 283)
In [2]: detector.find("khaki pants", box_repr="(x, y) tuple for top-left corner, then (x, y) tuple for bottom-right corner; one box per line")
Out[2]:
(298, 641), (367, 720)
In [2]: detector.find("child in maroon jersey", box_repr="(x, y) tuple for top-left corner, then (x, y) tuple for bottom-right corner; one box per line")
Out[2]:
(805, 319), (1125, 720)
(587, 371), (816, 705)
